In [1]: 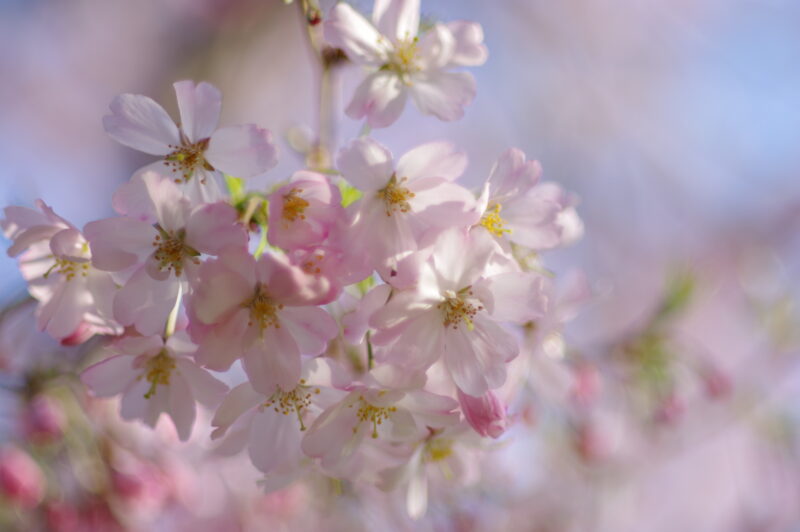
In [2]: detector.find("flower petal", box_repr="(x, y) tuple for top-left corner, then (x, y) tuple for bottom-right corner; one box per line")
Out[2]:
(173, 80), (221, 143)
(103, 93), (180, 155)
(372, 0), (419, 44)
(345, 71), (408, 129)
(444, 21), (488, 67)
(324, 3), (389, 65)
(205, 124), (278, 179)
(395, 141), (467, 182)
(81, 355), (137, 397)
(336, 137), (394, 191)
(408, 71), (476, 122)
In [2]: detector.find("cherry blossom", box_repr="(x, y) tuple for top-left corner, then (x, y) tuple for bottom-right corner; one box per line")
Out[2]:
(370, 228), (548, 396)
(301, 383), (459, 476)
(84, 171), (248, 335)
(456, 388), (508, 439)
(337, 137), (478, 279)
(266, 171), (345, 251)
(187, 248), (337, 394)
(475, 148), (583, 251)
(325, 0), (487, 127)
(103, 80), (278, 201)
(81, 331), (227, 441)
(2, 200), (121, 341)
(211, 358), (344, 479)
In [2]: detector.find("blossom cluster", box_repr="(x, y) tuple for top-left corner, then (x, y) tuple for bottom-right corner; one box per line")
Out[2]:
(1, 0), (583, 518)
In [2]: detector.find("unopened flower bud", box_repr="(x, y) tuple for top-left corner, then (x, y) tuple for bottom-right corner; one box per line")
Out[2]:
(457, 388), (508, 439)
(0, 446), (44, 508)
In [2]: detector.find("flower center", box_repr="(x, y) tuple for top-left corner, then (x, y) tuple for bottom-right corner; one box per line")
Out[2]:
(261, 379), (321, 431)
(425, 438), (454, 462)
(438, 288), (482, 330)
(164, 138), (213, 183)
(382, 37), (420, 81)
(44, 257), (89, 282)
(480, 204), (511, 237)
(353, 396), (397, 439)
(245, 284), (283, 332)
(152, 227), (198, 277)
(141, 350), (176, 399)
(282, 188), (310, 223)
(377, 174), (415, 216)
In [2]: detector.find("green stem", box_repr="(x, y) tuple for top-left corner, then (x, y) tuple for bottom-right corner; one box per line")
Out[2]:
(366, 331), (374, 370)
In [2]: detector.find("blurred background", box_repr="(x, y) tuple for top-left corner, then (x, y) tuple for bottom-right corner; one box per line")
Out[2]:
(1, 0), (800, 530)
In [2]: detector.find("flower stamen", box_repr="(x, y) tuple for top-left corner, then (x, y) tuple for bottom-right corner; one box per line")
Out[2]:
(164, 138), (213, 184)
(352, 396), (397, 438)
(244, 284), (283, 333)
(282, 188), (310, 223)
(140, 350), (176, 399)
(480, 204), (511, 237)
(377, 174), (415, 216)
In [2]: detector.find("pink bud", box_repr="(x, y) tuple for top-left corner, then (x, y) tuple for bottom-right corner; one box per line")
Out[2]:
(0, 446), (45, 508)
(570, 362), (602, 406)
(654, 393), (685, 424)
(703, 368), (732, 399)
(22, 395), (66, 443)
(60, 321), (94, 346)
(457, 388), (508, 439)
(575, 422), (607, 463)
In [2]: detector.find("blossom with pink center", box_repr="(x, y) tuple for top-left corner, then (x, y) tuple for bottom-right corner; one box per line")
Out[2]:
(84, 171), (248, 335)
(0, 446), (45, 508)
(103, 80), (278, 201)
(325, 0), (487, 127)
(371, 228), (548, 396)
(266, 171), (345, 251)
(2, 200), (121, 341)
(211, 358), (344, 478)
(81, 332), (227, 441)
(475, 148), (584, 251)
(301, 384), (459, 475)
(187, 248), (337, 394)
(337, 137), (478, 278)
(456, 388), (508, 439)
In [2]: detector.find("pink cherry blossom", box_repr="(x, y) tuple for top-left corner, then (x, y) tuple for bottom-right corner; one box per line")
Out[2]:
(211, 358), (344, 478)
(84, 171), (248, 335)
(337, 137), (478, 279)
(369, 228), (551, 396)
(475, 148), (583, 251)
(324, 0), (487, 127)
(456, 388), (508, 439)
(2, 200), (121, 341)
(266, 171), (344, 251)
(301, 384), (459, 475)
(81, 331), (227, 441)
(188, 248), (337, 394)
(103, 80), (278, 201)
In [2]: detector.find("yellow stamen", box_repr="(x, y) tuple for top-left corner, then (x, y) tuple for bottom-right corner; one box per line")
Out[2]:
(425, 438), (454, 463)
(282, 188), (310, 223)
(43, 258), (90, 282)
(151, 227), (199, 277)
(437, 288), (482, 330)
(352, 396), (397, 438)
(244, 283), (283, 333)
(377, 174), (415, 216)
(480, 204), (511, 237)
(261, 379), (321, 431)
(140, 350), (176, 399)
(164, 138), (213, 183)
